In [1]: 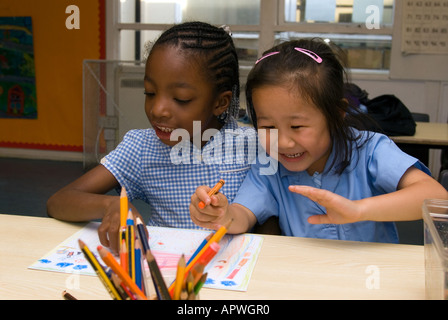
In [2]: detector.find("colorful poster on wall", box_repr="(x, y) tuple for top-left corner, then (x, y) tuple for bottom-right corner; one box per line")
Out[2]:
(0, 16), (37, 119)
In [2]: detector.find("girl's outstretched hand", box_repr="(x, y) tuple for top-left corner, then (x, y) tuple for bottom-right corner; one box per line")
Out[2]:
(288, 185), (364, 225)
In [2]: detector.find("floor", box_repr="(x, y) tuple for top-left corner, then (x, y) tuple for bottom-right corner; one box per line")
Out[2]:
(0, 157), (424, 245)
(0, 157), (86, 217)
(0, 157), (149, 219)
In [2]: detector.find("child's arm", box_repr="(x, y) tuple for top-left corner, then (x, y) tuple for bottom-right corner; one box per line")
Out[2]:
(190, 185), (257, 234)
(289, 166), (448, 225)
(47, 165), (118, 221)
(47, 164), (142, 252)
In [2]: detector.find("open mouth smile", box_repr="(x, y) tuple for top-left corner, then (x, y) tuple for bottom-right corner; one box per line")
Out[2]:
(283, 152), (304, 158)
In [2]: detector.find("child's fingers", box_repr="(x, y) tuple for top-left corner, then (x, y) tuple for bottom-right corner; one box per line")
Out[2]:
(98, 219), (119, 253)
(190, 211), (220, 229)
(190, 188), (228, 229)
(289, 185), (339, 207)
(307, 214), (330, 225)
(195, 185), (213, 208)
(97, 222), (110, 248)
(209, 192), (227, 207)
(98, 206), (122, 253)
(290, 185), (362, 224)
(189, 202), (223, 229)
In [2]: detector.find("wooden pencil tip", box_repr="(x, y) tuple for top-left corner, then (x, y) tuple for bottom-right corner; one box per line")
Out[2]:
(179, 254), (186, 266)
(78, 239), (85, 248)
(97, 245), (108, 257)
(145, 249), (154, 261)
(224, 218), (233, 229)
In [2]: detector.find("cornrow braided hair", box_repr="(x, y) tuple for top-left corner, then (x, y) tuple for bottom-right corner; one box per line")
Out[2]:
(145, 21), (240, 124)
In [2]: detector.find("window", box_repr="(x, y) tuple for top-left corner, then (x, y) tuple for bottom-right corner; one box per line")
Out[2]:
(281, 0), (394, 70)
(112, 0), (394, 70)
(117, 0), (261, 62)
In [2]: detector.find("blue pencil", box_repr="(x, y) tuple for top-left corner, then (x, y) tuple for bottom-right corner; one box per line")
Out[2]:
(186, 233), (213, 265)
(135, 245), (142, 290)
(126, 210), (135, 281)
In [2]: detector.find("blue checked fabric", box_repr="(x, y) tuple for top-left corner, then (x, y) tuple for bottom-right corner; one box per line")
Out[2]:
(102, 118), (256, 229)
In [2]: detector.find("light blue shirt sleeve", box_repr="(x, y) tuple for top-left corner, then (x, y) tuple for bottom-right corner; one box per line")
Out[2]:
(365, 133), (431, 194)
(232, 164), (280, 225)
(102, 129), (145, 201)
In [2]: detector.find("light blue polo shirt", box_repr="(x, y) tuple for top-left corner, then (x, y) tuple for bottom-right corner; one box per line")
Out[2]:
(232, 129), (430, 243)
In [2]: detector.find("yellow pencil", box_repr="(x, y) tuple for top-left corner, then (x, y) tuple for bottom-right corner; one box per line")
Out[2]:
(120, 186), (128, 229)
(78, 239), (122, 300)
(120, 186), (128, 249)
(173, 254), (186, 300)
(186, 271), (194, 294)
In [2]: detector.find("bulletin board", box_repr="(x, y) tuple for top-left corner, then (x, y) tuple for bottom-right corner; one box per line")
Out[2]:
(0, 16), (37, 119)
(390, 0), (448, 81)
(0, 0), (105, 151)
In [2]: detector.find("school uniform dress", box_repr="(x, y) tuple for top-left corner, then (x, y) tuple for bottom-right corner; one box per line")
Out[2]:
(233, 129), (431, 243)
(102, 118), (253, 229)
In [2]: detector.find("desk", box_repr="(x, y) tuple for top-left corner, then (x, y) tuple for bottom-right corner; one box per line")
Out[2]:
(0, 214), (425, 300)
(391, 122), (448, 148)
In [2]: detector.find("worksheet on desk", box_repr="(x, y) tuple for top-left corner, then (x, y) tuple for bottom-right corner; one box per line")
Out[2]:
(28, 222), (263, 291)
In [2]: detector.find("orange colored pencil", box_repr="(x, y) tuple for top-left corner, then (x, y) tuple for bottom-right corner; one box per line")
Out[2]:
(198, 179), (225, 209)
(97, 245), (147, 300)
(78, 240), (121, 300)
(120, 238), (128, 273)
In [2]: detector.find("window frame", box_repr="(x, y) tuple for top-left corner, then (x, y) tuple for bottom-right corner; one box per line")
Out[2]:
(106, 0), (394, 72)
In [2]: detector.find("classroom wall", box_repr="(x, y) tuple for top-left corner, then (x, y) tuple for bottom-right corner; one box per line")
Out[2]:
(0, 0), (105, 152)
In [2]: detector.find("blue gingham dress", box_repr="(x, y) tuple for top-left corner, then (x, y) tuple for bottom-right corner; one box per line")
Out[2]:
(102, 118), (254, 229)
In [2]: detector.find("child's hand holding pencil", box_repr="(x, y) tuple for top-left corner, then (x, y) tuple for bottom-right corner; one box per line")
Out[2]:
(190, 179), (257, 235)
(190, 180), (231, 230)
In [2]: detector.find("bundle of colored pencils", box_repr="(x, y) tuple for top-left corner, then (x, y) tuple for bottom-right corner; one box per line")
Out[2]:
(77, 187), (170, 300)
(76, 186), (230, 300)
(169, 219), (232, 300)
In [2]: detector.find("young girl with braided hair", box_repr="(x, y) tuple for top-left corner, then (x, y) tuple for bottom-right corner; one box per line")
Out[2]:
(47, 22), (251, 252)
(191, 38), (447, 243)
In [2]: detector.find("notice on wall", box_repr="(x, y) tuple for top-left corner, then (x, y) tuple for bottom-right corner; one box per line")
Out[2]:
(401, 0), (448, 54)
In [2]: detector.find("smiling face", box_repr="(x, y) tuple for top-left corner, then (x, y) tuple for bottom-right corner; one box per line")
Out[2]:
(144, 45), (227, 147)
(253, 85), (332, 175)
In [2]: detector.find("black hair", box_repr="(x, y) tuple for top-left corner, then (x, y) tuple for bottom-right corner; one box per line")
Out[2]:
(147, 21), (240, 123)
(245, 38), (374, 174)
